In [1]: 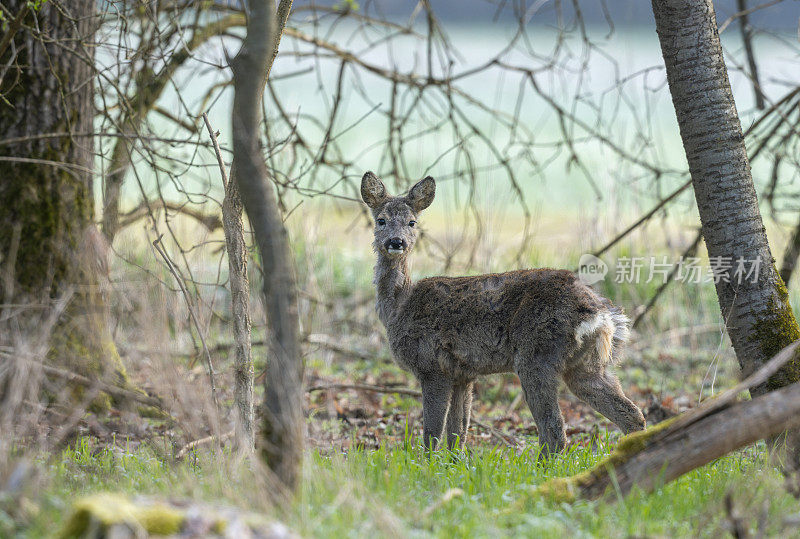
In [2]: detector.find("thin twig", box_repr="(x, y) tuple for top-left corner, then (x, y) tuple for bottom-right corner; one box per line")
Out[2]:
(632, 230), (703, 329)
(718, 0), (783, 33)
(471, 418), (522, 449)
(152, 235), (219, 411)
(306, 382), (522, 448)
(736, 0), (766, 110)
(0, 4), (29, 59)
(305, 333), (375, 361)
(124, 334), (378, 363)
(504, 391), (524, 416)
(592, 179), (692, 259)
(117, 200), (222, 231)
(307, 382), (422, 397)
(175, 430), (235, 460)
(202, 113), (230, 189)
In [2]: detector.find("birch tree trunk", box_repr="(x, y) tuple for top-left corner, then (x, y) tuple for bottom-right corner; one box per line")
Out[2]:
(652, 0), (800, 395)
(230, 0), (303, 492)
(0, 0), (129, 409)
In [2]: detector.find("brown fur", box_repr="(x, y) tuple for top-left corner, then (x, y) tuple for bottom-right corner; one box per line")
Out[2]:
(361, 171), (645, 455)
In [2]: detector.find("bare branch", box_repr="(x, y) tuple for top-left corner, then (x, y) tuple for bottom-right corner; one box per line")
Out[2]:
(152, 235), (220, 412)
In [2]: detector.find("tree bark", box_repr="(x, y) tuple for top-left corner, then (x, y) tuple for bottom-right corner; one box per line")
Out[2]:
(0, 0), (128, 409)
(223, 175), (255, 452)
(0, 0), (96, 294)
(230, 0), (303, 492)
(652, 0), (800, 395)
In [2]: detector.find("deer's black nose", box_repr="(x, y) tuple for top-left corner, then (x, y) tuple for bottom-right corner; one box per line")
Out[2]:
(385, 237), (406, 251)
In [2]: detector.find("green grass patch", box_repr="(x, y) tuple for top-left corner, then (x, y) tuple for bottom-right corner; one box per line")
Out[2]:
(11, 437), (798, 538)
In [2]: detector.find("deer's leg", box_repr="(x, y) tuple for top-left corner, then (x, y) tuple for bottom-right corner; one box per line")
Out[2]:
(421, 374), (453, 450)
(445, 381), (474, 450)
(564, 367), (645, 434)
(462, 381), (474, 439)
(516, 361), (565, 456)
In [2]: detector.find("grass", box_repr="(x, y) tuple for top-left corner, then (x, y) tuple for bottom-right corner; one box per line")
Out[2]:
(9, 436), (797, 538)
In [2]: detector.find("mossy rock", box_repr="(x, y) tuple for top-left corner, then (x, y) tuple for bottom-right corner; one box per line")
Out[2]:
(59, 493), (293, 538)
(60, 494), (182, 538)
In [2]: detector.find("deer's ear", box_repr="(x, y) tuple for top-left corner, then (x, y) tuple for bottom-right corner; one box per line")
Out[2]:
(361, 171), (387, 209)
(407, 176), (435, 213)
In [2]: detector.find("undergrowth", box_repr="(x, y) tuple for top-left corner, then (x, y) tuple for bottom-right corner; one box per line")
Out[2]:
(12, 436), (798, 538)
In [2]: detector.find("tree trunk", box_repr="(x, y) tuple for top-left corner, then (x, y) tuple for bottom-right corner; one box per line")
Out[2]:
(230, 0), (303, 493)
(202, 113), (255, 452)
(652, 0), (800, 395)
(0, 1), (127, 409)
(223, 177), (255, 451)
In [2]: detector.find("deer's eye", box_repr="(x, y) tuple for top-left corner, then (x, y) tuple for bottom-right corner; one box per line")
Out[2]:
(408, 220), (416, 227)
(377, 218), (386, 226)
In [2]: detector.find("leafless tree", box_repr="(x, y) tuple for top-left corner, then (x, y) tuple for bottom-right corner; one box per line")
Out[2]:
(542, 0), (800, 498)
(99, 2), (244, 242)
(0, 0), (131, 406)
(203, 113), (255, 451)
(231, 0), (303, 492)
(652, 0), (800, 396)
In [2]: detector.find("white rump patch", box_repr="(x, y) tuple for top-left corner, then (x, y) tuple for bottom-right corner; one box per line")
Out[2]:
(575, 311), (615, 364)
(574, 311), (611, 343)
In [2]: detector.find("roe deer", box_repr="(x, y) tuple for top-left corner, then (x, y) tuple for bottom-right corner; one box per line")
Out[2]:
(360, 171), (646, 455)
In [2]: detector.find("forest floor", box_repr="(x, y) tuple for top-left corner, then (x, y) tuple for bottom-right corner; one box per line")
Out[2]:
(7, 340), (800, 538)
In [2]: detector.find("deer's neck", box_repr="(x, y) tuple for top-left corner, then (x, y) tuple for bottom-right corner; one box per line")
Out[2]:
(374, 253), (412, 326)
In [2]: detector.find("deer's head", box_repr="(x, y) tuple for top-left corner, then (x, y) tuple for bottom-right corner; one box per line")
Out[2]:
(361, 171), (435, 259)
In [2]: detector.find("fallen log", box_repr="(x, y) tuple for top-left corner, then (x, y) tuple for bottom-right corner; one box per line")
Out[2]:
(537, 341), (800, 502)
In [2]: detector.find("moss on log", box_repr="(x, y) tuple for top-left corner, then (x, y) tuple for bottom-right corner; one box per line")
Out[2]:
(537, 416), (679, 503)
